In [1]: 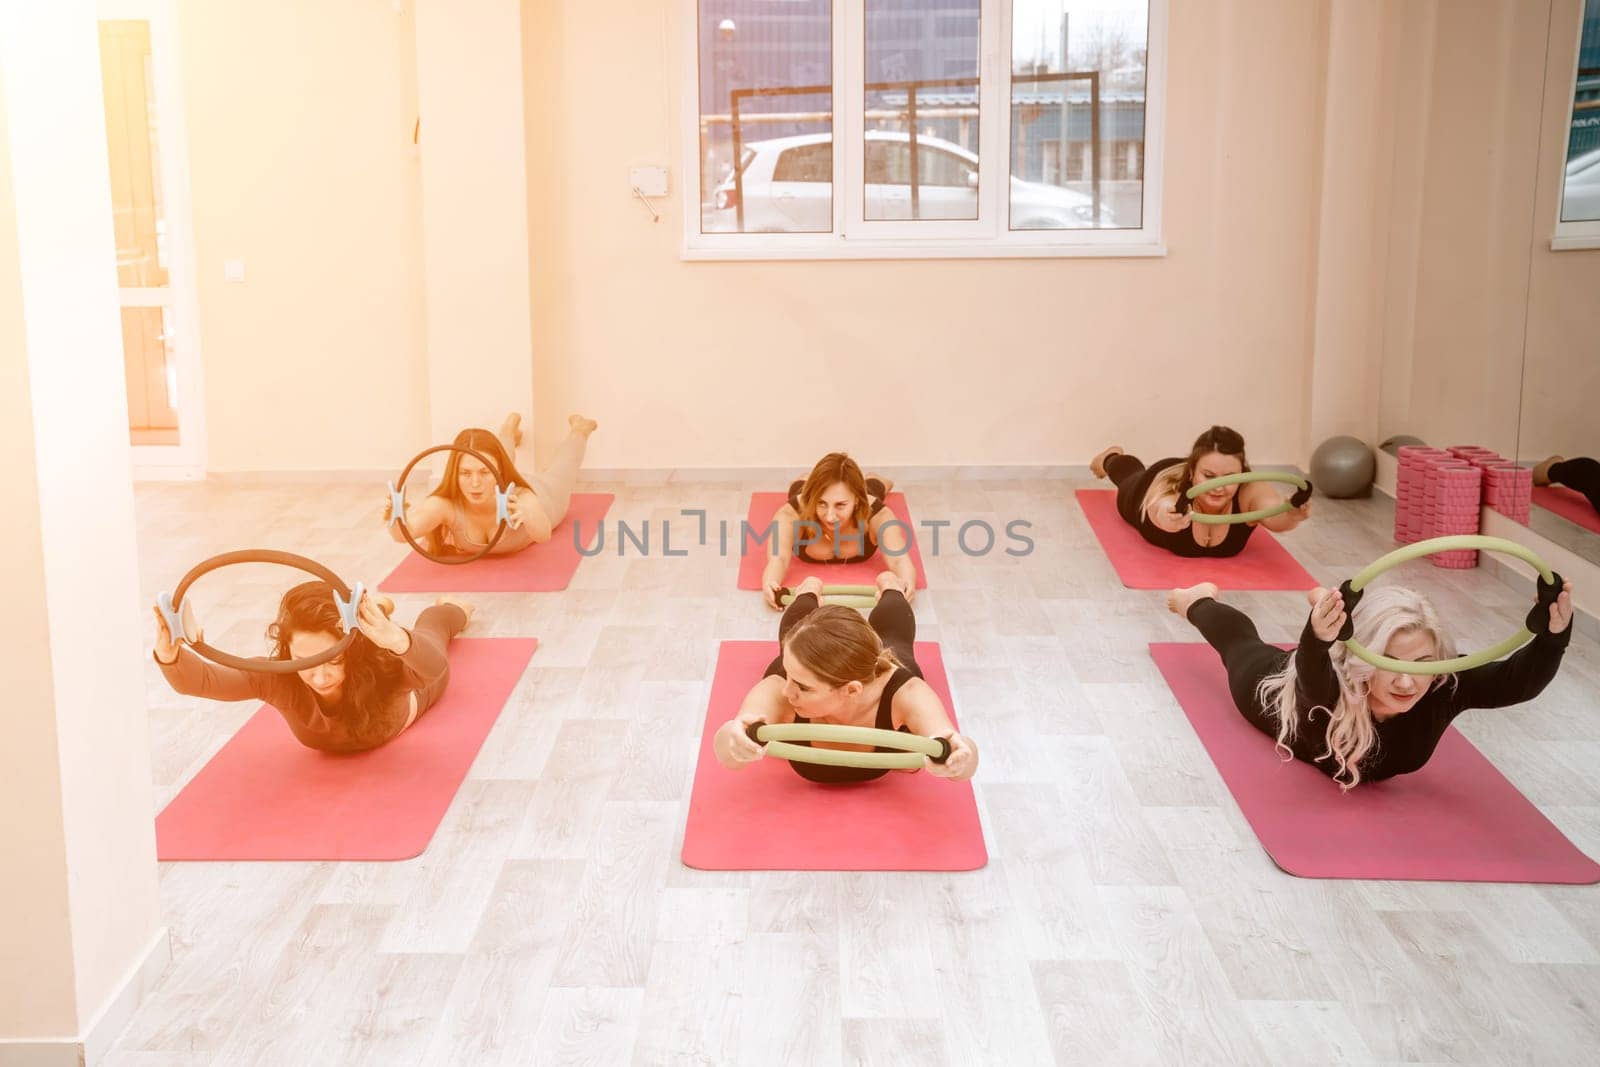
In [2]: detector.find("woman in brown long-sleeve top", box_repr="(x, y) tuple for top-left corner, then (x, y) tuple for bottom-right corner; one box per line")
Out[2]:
(152, 581), (474, 754)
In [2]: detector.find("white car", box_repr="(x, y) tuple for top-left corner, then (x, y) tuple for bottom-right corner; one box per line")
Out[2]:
(711, 130), (1115, 231)
(1561, 147), (1600, 222)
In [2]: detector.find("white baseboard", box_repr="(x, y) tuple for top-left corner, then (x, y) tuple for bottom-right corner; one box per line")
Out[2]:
(161, 461), (1318, 487)
(0, 926), (171, 1067)
(208, 468), (396, 485)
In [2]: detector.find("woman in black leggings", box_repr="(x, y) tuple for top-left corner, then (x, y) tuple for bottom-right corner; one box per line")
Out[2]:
(1166, 578), (1572, 789)
(1534, 455), (1600, 516)
(713, 572), (978, 783)
(1089, 426), (1313, 557)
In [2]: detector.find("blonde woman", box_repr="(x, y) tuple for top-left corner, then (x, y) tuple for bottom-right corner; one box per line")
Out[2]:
(1090, 425), (1312, 557)
(715, 572), (978, 783)
(1167, 578), (1574, 788)
(758, 452), (916, 610)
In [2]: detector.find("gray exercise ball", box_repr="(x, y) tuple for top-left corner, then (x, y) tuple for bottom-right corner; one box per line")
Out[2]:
(1311, 435), (1376, 498)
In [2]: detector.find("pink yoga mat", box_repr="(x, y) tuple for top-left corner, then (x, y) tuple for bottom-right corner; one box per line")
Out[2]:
(735, 491), (928, 591)
(682, 641), (986, 871)
(1151, 642), (1600, 883)
(1077, 489), (1316, 591)
(1533, 485), (1600, 534)
(156, 638), (538, 861)
(379, 493), (613, 593)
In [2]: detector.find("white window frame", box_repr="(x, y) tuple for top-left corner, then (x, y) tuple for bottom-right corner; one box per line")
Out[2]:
(1552, 0), (1600, 250)
(680, 0), (1168, 260)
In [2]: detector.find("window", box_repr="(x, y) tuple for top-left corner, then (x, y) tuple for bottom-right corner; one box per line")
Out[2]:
(1555, 0), (1600, 248)
(688, 0), (1166, 259)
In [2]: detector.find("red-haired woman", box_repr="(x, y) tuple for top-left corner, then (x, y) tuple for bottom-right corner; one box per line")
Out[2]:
(387, 412), (597, 556)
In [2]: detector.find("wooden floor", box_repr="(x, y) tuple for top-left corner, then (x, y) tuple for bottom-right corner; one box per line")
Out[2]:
(107, 475), (1600, 1066)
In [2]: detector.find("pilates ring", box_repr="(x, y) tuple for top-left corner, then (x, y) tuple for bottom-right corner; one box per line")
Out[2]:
(776, 584), (880, 610)
(746, 722), (952, 769)
(1336, 535), (1563, 676)
(389, 444), (512, 564)
(158, 549), (364, 674)
(1183, 471), (1311, 525)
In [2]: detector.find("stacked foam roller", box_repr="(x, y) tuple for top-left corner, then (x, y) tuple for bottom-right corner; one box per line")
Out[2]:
(1483, 463), (1532, 523)
(1445, 446), (1532, 524)
(1393, 445), (1490, 568)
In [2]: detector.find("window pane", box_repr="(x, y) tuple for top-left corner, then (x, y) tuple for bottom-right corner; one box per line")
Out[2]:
(864, 1), (981, 221)
(1561, 0), (1600, 223)
(1010, 0), (1147, 230)
(99, 21), (169, 287)
(698, 2), (834, 233)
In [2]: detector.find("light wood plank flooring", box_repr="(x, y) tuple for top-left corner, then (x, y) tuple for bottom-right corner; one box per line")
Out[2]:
(106, 475), (1600, 1065)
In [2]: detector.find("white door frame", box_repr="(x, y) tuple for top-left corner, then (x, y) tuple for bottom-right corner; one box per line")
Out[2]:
(98, 0), (207, 480)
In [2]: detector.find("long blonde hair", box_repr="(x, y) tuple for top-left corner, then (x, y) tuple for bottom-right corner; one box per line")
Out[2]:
(783, 605), (901, 686)
(1141, 425), (1250, 517)
(1255, 585), (1457, 789)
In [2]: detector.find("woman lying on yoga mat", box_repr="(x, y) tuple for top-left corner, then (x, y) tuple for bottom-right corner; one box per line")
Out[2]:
(1090, 426), (1312, 557)
(385, 412), (598, 557)
(760, 453), (915, 610)
(1168, 578), (1573, 788)
(716, 572), (978, 782)
(1534, 455), (1600, 516)
(154, 582), (475, 754)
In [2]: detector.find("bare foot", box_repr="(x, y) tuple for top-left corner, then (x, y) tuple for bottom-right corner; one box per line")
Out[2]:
(499, 412), (524, 448)
(1090, 445), (1124, 480)
(435, 596), (476, 629)
(1167, 582), (1219, 618)
(1532, 455), (1562, 487)
(865, 471), (896, 495)
(568, 413), (598, 435)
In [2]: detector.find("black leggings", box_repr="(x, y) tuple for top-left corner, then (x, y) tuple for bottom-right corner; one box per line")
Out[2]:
(765, 588), (921, 680)
(1185, 597), (1288, 739)
(1549, 457), (1600, 515)
(1106, 452), (1181, 527)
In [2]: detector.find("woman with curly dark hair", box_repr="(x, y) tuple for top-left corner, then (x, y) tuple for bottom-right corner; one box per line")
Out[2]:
(153, 582), (473, 753)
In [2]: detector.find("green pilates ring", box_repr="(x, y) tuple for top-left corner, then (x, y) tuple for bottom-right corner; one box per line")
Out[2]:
(1185, 470), (1309, 525)
(1342, 536), (1558, 675)
(776, 584), (880, 610)
(746, 722), (951, 768)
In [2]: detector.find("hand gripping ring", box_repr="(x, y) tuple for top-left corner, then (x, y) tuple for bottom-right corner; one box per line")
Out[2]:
(1183, 470), (1310, 525)
(160, 549), (364, 674)
(1336, 535), (1561, 675)
(391, 444), (512, 564)
(746, 721), (952, 769)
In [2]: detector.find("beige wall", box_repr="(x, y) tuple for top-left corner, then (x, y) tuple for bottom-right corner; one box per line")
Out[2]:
(526, 0), (1330, 469)
(1376, 0), (1553, 458)
(1518, 0), (1600, 462)
(176, 0), (428, 472)
(415, 0), (536, 447)
(169, 0), (1579, 475)
(1308, 0), (1387, 448)
(1, 0), (164, 1044)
